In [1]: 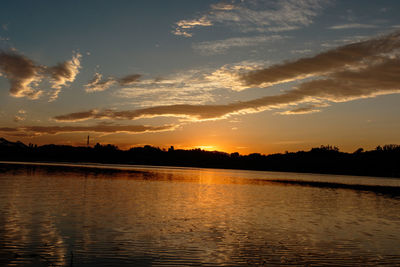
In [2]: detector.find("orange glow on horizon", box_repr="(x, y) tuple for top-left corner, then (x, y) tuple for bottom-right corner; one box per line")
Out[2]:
(192, 145), (219, 151)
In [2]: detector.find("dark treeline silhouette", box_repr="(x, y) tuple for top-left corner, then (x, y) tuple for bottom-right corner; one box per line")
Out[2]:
(1, 137), (399, 178)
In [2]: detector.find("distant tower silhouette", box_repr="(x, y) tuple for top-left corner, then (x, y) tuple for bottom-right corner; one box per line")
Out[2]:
(87, 135), (90, 147)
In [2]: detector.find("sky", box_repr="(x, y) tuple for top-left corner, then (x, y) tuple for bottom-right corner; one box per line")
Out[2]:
(1, 0), (400, 154)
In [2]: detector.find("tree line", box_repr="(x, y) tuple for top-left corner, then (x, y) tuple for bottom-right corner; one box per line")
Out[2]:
(1, 137), (399, 178)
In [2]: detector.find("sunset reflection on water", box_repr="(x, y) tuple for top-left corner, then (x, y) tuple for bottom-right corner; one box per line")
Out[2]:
(0, 163), (399, 266)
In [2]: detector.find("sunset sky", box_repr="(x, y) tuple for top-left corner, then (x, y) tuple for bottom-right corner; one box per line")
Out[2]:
(1, 0), (400, 154)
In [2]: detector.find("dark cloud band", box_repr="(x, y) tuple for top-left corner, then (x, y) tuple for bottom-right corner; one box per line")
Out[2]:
(0, 123), (176, 137)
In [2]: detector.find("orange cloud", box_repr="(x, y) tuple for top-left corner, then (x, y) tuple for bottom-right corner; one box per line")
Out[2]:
(0, 123), (176, 137)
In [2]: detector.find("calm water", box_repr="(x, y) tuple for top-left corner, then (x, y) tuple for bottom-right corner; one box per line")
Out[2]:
(0, 162), (399, 266)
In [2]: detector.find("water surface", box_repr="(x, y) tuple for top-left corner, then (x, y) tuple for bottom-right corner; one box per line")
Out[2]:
(0, 162), (399, 266)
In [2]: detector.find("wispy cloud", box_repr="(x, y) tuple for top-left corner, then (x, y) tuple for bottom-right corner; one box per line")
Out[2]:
(0, 123), (176, 137)
(55, 31), (400, 122)
(47, 52), (81, 101)
(0, 50), (81, 100)
(192, 35), (287, 55)
(173, 16), (213, 37)
(173, 0), (329, 37)
(118, 74), (141, 86)
(85, 72), (116, 92)
(114, 86), (215, 107)
(114, 61), (264, 106)
(291, 49), (312, 54)
(210, 3), (236, 11)
(278, 104), (327, 115)
(13, 109), (27, 122)
(320, 35), (368, 48)
(329, 23), (378, 30)
(85, 72), (141, 92)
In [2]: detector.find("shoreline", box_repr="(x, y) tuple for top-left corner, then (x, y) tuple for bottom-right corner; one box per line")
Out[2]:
(1, 160), (399, 195)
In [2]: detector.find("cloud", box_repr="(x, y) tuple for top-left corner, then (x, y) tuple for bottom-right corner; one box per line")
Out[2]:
(115, 86), (215, 107)
(55, 31), (400, 121)
(113, 61), (264, 106)
(173, 16), (213, 37)
(53, 92), (315, 122)
(278, 104), (325, 115)
(14, 109), (27, 122)
(118, 74), (141, 86)
(173, 0), (329, 37)
(192, 35), (287, 55)
(293, 57), (400, 102)
(320, 35), (368, 48)
(241, 31), (400, 87)
(47, 52), (82, 101)
(85, 73), (141, 92)
(291, 49), (312, 54)
(329, 23), (378, 30)
(0, 50), (81, 100)
(0, 51), (44, 99)
(210, 3), (236, 11)
(85, 72), (116, 92)
(54, 109), (100, 122)
(0, 123), (176, 136)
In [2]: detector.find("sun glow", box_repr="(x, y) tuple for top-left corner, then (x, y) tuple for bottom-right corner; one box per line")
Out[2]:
(193, 145), (220, 151)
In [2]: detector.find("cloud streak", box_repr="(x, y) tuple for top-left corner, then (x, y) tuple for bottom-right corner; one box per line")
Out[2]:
(118, 74), (141, 86)
(329, 23), (378, 30)
(192, 35), (287, 55)
(278, 104), (327, 115)
(85, 72), (141, 92)
(241, 31), (400, 87)
(85, 72), (116, 92)
(173, 16), (213, 37)
(55, 31), (400, 122)
(0, 50), (81, 100)
(14, 109), (27, 122)
(0, 123), (176, 136)
(113, 61), (264, 107)
(173, 0), (329, 37)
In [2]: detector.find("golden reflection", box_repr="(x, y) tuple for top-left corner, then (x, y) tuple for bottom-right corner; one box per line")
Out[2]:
(1, 163), (399, 266)
(1, 175), (67, 266)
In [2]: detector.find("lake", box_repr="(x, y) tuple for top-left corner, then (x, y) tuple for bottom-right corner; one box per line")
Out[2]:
(0, 162), (399, 266)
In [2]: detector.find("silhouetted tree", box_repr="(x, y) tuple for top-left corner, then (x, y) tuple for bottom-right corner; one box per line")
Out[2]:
(354, 148), (364, 154)
(1, 137), (400, 177)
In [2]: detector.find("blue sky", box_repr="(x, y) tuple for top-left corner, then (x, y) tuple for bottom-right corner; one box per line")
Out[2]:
(1, 0), (400, 153)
